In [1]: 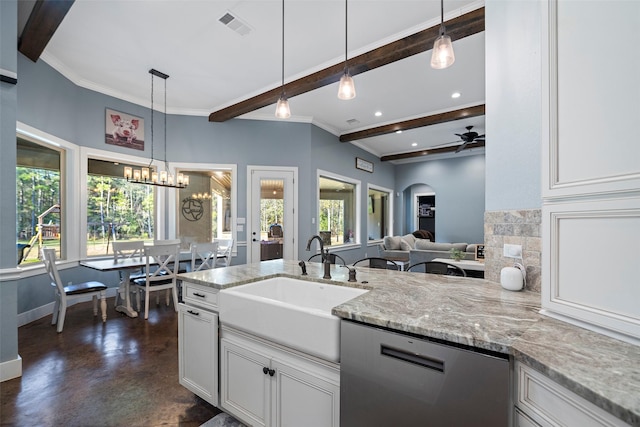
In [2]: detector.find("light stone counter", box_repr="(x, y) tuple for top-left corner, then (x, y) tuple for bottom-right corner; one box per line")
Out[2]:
(177, 259), (639, 425)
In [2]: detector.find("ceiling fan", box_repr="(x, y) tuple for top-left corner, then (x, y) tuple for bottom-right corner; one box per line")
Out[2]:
(453, 126), (485, 153)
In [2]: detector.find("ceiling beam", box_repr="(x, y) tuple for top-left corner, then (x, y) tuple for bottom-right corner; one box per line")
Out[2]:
(339, 104), (485, 143)
(381, 140), (485, 162)
(208, 7), (484, 122)
(19, 0), (75, 62)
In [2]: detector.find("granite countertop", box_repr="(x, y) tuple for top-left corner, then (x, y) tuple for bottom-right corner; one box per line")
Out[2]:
(177, 259), (640, 425)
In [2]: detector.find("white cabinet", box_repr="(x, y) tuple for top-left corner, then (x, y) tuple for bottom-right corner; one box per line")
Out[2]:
(514, 362), (630, 427)
(541, 0), (640, 343)
(220, 327), (340, 427)
(178, 281), (219, 406)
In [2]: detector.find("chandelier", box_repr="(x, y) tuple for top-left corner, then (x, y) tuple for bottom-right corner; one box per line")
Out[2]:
(124, 69), (189, 189)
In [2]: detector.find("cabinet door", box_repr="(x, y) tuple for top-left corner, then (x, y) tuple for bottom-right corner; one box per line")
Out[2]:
(515, 409), (541, 427)
(178, 304), (218, 406)
(220, 338), (271, 427)
(272, 358), (340, 427)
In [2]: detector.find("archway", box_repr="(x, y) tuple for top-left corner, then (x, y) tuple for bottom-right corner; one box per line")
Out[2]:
(402, 184), (435, 239)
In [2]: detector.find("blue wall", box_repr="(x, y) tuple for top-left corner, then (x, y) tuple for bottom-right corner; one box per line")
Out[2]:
(395, 155), (486, 244)
(0, 0), (19, 369)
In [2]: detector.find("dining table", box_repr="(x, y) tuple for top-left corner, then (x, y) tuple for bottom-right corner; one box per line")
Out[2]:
(80, 257), (148, 318)
(80, 247), (206, 317)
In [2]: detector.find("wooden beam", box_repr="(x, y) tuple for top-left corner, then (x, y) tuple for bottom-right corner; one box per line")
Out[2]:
(18, 0), (75, 62)
(339, 104), (485, 143)
(380, 140), (485, 162)
(209, 7), (484, 122)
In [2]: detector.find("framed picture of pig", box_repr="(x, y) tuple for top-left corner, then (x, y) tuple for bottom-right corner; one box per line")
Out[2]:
(105, 108), (144, 151)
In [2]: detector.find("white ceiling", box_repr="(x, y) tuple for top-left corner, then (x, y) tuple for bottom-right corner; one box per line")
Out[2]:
(36, 0), (486, 163)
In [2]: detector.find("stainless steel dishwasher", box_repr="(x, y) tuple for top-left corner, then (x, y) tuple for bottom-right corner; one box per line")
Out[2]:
(340, 320), (509, 426)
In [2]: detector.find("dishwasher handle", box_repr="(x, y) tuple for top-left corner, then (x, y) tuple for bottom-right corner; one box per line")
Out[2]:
(381, 344), (444, 373)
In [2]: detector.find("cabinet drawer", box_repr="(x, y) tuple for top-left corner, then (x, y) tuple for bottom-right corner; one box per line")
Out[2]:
(183, 281), (219, 311)
(515, 362), (629, 427)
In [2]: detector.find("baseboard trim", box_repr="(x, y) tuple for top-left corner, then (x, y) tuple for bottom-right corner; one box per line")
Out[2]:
(17, 288), (118, 327)
(0, 355), (22, 382)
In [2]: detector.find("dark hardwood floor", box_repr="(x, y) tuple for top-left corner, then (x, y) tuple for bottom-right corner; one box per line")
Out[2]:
(1, 298), (221, 426)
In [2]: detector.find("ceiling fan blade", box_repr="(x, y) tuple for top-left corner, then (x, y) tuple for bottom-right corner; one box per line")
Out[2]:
(428, 140), (462, 149)
(455, 141), (470, 153)
(476, 134), (485, 139)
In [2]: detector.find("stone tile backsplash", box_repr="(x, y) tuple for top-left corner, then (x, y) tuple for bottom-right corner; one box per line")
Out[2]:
(484, 209), (542, 292)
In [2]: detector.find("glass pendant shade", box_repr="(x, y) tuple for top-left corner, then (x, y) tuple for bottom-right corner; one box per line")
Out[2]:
(337, 71), (356, 100)
(430, 34), (455, 69)
(275, 95), (291, 119)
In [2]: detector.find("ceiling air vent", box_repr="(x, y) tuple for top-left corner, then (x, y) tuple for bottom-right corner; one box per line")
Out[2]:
(219, 11), (252, 36)
(346, 118), (360, 125)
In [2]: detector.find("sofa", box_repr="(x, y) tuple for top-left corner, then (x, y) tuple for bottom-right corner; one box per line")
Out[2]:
(377, 233), (420, 263)
(378, 234), (477, 266)
(408, 241), (478, 266)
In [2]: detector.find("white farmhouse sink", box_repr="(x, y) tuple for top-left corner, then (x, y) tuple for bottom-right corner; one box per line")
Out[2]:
(218, 277), (368, 362)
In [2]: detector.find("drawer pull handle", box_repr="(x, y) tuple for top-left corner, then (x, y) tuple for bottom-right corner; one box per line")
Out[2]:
(193, 292), (206, 298)
(263, 367), (269, 375)
(187, 310), (199, 316)
(268, 369), (275, 377)
(381, 344), (444, 373)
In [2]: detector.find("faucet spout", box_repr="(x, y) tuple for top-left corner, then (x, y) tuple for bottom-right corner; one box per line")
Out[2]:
(306, 235), (325, 260)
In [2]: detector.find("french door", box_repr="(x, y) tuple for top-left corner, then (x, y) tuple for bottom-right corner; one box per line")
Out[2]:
(247, 167), (297, 263)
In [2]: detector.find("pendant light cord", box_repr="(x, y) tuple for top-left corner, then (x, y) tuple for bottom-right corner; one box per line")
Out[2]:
(164, 77), (169, 170)
(149, 73), (154, 168)
(440, 0), (445, 36)
(281, 0), (285, 94)
(344, 0), (348, 70)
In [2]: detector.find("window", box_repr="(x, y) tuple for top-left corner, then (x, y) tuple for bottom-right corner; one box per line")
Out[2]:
(169, 163), (236, 249)
(367, 185), (392, 242)
(16, 137), (64, 264)
(78, 147), (162, 257)
(318, 172), (360, 246)
(84, 155), (156, 257)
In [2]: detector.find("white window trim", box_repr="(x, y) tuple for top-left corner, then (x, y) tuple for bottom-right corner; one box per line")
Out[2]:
(367, 183), (394, 245)
(17, 122), (80, 262)
(167, 162), (237, 254)
(317, 169), (361, 248)
(79, 146), (163, 258)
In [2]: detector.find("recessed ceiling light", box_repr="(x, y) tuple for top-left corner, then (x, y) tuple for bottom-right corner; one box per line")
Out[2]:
(395, 130), (403, 134)
(411, 142), (418, 147)
(451, 92), (461, 99)
(374, 111), (382, 117)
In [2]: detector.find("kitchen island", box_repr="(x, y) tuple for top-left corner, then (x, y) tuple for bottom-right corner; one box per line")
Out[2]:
(177, 259), (639, 426)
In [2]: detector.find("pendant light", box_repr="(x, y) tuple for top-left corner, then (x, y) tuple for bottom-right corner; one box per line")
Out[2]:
(124, 69), (189, 189)
(275, 0), (291, 119)
(430, 0), (455, 70)
(337, 0), (356, 100)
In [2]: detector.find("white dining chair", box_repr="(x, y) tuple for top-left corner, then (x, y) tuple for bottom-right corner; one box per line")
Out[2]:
(112, 240), (145, 309)
(214, 238), (233, 267)
(133, 242), (180, 320)
(190, 241), (219, 272)
(42, 248), (107, 333)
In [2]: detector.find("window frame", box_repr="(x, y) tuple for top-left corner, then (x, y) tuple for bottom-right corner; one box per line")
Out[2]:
(168, 162), (237, 255)
(80, 146), (162, 259)
(17, 122), (79, 264)
(366, 184), (394, 245)
(316, 169), (361, 249)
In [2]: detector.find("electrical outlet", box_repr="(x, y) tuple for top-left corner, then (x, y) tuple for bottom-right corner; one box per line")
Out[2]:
(503, 244), (522, 258)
